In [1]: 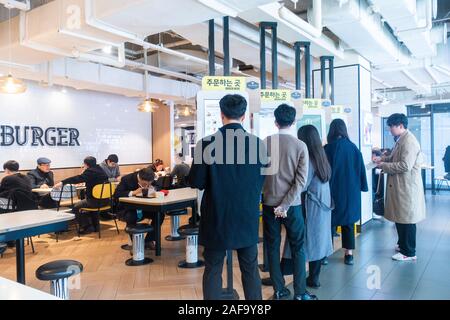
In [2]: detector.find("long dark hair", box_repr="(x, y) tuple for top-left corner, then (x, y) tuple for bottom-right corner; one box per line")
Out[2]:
(298, 125), (331, 183)
(327, 119), (349, 144)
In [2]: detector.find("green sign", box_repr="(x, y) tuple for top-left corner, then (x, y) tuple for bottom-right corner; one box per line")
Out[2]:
(297, 115), (323, 139)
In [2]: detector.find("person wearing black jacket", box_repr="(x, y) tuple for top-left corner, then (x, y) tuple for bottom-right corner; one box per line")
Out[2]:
(27, 157), (57, 208)
(114, 168), (161, 248)
(443, 146), (450, 179)
(0, 160), (33, 201)
(54, 156), (108, 234)
(188, 94), (267, 300)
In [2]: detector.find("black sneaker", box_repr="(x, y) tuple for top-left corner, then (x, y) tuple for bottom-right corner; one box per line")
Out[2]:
(273, 287), (291, 300)
(321, 257), (329, 265)
(293, 291), (318, 300)
(344, 254), (354, 265)
(306, 278), (321, 289)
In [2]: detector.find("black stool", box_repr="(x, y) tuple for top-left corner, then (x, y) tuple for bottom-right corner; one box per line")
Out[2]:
(178, 224), (204, 268)
(36, 260), (83, 299)
(165, 209), (188, 241)
(125, 223), (154, 266)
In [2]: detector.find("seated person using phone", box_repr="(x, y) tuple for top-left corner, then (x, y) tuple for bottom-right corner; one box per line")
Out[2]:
(114, 168), (163, 250)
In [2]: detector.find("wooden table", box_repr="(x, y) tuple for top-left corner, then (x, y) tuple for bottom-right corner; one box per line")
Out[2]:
(0, 210), (74, 284)
(119, 188), (198, 256)
(0, 276), (60, 300)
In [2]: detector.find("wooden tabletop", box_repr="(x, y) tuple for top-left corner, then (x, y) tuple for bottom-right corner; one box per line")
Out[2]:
(119, 188), (198, 206)
(32, 185), (86, 194)
(0, 276), (60, 300)
(0, 210), (74, 234)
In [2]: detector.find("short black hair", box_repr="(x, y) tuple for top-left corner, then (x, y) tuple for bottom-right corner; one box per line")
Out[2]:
(138, 168), (155, 182)
(84, 156), (97, 168)
(274, 104), (296, 127)
(3, 160), (19, 172)
(107, 154), (119, 163)
(387, 113), (408, 129)
(219, 94), (247, 120)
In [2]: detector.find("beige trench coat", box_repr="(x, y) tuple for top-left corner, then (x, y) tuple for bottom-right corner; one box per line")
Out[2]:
(381, 130), (426, 224)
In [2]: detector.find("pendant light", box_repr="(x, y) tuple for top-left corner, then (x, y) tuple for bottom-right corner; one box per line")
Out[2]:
(0, 7), (27, 94)
(137, 48), (159, 112)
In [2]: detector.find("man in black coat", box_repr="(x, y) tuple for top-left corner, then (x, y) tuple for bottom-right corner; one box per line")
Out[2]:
(54, 156), (109, 234)
(188, 94), (267, 300)
(0, 160), (35, 213)
(114, 168), (161, 248)
(27, 157), (57, 208)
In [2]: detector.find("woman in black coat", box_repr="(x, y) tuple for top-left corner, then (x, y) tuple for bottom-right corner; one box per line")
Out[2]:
(324, 119), (368, 265)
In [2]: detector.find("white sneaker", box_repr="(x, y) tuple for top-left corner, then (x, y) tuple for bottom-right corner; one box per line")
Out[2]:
(373, 213), (384, 220)
(392, 253), (417, 261)
(395, 245), (400, 252)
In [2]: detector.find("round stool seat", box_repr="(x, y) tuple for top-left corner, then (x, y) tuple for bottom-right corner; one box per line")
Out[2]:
(36, 260), (83, 281)
(178, 224), (199, 237)
(166, 209), (188, 216)
(126, 223), (153, 235)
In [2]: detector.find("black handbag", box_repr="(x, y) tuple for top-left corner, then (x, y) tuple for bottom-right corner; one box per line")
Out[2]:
(373, 172), (384, 216)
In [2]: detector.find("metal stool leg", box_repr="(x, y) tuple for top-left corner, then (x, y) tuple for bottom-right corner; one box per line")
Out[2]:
(50, 277), (69, 300)
(165, 216), (186, 241)
(126, 232), (153, 266)
(178, 235), (204, 268)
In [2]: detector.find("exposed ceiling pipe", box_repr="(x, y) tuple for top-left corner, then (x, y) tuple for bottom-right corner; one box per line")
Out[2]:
(278, 1), (322, 38)
(372, 75), (394, 88)
(395, 0), (432, 34)
(425, 65), (439, 83)
(402, 69), (431, 92)
(0, 0), (29, 11)
(0, 59), (36, 72)
(126, 60), (201, 84)
(84, 0), (223, 70)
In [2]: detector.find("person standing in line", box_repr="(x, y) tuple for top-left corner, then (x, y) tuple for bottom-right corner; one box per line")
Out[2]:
(375, 113), (426, 261)
(262, 104), (317, 300)
(188, 94), (267, 300)
(324, 119), (368, 265)
(297, 125), (333, 289)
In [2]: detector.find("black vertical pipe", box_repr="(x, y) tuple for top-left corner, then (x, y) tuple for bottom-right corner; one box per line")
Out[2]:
(16, 239), (25, 284)
(294, 42), (301, 91)
(208, 19), (215, 76)
(260, 24), (267, 90)
(329, 57), (335, 104)
(320, 57), (327, 99)
(223, 16), (230, 76)
(303, 42), (311, 98)
(271, 24), (278, 89)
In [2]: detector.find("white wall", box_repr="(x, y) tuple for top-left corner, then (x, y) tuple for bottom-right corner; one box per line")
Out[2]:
(0, 81), (152, 170)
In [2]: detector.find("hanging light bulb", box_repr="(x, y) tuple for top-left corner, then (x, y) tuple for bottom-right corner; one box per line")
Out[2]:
(0, 7), (27, 94)
(183, 106), (191, 117)
(0, 74), (27, 94)
(138, 98), (159, 113)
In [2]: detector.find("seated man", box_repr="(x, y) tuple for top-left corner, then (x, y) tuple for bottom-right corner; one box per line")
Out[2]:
(114, 168), (164, 249)
(27, 157), (57, 208)
(54, 156), (109, 234)
(171, 153), (191, 188)
(0, 160), (34, 211)
(100, 154), (121, 182)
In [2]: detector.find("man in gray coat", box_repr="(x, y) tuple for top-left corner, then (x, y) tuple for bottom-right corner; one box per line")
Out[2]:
(376, 113), (426, 261)
(262, 104), (317, 300)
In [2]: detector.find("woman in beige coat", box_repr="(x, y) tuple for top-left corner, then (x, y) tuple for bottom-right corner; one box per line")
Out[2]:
(376, 114), (426, 261)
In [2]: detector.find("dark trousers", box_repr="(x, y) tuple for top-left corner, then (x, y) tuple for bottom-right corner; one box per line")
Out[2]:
(395, 223), (417, 257)
(203, 245), (262, 300)
(123, 210), (164, 242)
(38, 194), (58, 209)
(333, 224), (355, 250)
(263, 205), (307, 296)
(308, 260), (322, 284)
(72, 198), (109, 230)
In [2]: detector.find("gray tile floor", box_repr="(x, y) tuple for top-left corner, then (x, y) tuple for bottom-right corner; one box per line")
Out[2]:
(286, 193), (450, 300)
